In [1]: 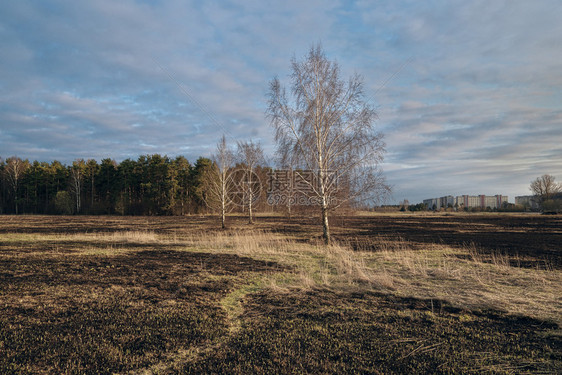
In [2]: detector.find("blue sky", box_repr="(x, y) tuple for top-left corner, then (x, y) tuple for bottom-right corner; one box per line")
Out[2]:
(1, 0), (561, 204)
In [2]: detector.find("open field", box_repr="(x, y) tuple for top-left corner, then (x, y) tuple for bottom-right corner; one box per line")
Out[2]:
(0, 214), (561, 374)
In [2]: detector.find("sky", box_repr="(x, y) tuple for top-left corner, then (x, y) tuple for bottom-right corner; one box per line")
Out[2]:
(1, 0), (561, 204)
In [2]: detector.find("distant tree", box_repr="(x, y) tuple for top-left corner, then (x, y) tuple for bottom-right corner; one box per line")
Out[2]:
(530, 175), (561, 202)
(33, 161), (53, 213)
(531, 174), (562, 213)
(70, 159), (86, 214)
(133, 154), (175, 215)
(4, 156), (29, 214)
(84, 159), (99, 211)
(21, 161), (43, 213)
(273, 160), (297, 218)
(191, 157), (214, 213)
(148, 154), (173, 214)
(408, 203), (427, 212)
(54, 191), (73, 215)
(51, 161), (69, 194)
(97, 159), (119, 214)
(173, 156), (192, 215)
(236, 140), (265, 224)
(267, 44), (390, 244)
(200, 135), (235, 228)
(0, 157), (5, 213)
(118, 158), (140, 214)
(164, 156), (178, 214)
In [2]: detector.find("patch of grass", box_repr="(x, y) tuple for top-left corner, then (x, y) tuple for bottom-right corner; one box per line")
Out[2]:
(365, 240), (562, 324)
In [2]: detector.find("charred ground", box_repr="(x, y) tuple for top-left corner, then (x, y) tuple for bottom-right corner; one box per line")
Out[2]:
(0, 213), (560, 374)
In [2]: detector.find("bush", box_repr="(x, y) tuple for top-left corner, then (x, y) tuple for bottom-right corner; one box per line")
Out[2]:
(54, 191), (74, 214)
(542, 199), (562, 214)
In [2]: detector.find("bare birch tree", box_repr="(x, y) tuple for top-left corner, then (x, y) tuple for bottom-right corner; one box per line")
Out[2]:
(200, 135), (235, 228)
(4, 156), (28, 214)
(273, 145), (299, 218)
(267, 44), (390, 244)
(70, 159), (85, 214)
(236, 140), (264, 224)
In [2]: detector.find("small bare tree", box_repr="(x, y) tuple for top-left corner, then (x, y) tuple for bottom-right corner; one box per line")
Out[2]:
(70, 159), (86, 214)
(530, 174), (562, 211)
(4, 156), (29, 214)
(236, 140), (264, 224)
(530, 174), (561, 200)
(200, 135), (235, 228)
(268, 44), (390, 244)
(273, 146), (299, 218)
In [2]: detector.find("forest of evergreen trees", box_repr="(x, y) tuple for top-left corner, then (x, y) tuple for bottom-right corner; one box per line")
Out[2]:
(0, 154), (274, 216)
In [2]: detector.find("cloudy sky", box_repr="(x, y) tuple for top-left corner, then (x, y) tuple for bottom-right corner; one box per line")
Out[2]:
(1, 0), (561, 204)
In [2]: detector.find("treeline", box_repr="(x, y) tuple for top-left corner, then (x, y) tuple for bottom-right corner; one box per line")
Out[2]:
(0, 155), (273, 215)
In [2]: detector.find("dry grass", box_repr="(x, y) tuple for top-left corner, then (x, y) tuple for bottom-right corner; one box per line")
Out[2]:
(169, 229), (562, 325)
(3, 228), (560, 325)
(365, 240), (562, 324)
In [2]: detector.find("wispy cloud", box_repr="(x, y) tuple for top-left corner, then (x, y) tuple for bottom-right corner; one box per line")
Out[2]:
(1, 0), (560, 203)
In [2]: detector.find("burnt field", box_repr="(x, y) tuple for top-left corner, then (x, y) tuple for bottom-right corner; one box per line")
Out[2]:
(259, 213), (562, 269)
(341, 214), (562, 269)
(0, 214), (560, 374)
(2, 213), (560, 267)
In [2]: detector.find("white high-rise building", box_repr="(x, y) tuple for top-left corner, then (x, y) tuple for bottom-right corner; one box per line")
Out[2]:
(423, 195), (508, 210)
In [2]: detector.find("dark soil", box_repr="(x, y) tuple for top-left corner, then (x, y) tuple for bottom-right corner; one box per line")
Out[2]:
(0, 248), (285, 374)
(183, 288), (561, 374)
(0, 214), (560, 374)
(336, 214), (562, 269)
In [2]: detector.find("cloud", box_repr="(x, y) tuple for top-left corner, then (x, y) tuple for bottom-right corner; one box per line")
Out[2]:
(0, 0), (560, 204)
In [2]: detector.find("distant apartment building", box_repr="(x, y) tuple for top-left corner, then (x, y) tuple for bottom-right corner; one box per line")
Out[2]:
(515, 195), (540, 210)
(423, 195), (508, 210)
(423, 196), (454, 210)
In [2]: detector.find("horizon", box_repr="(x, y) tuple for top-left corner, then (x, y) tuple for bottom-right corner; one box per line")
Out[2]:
(1, 1), (561, 204)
